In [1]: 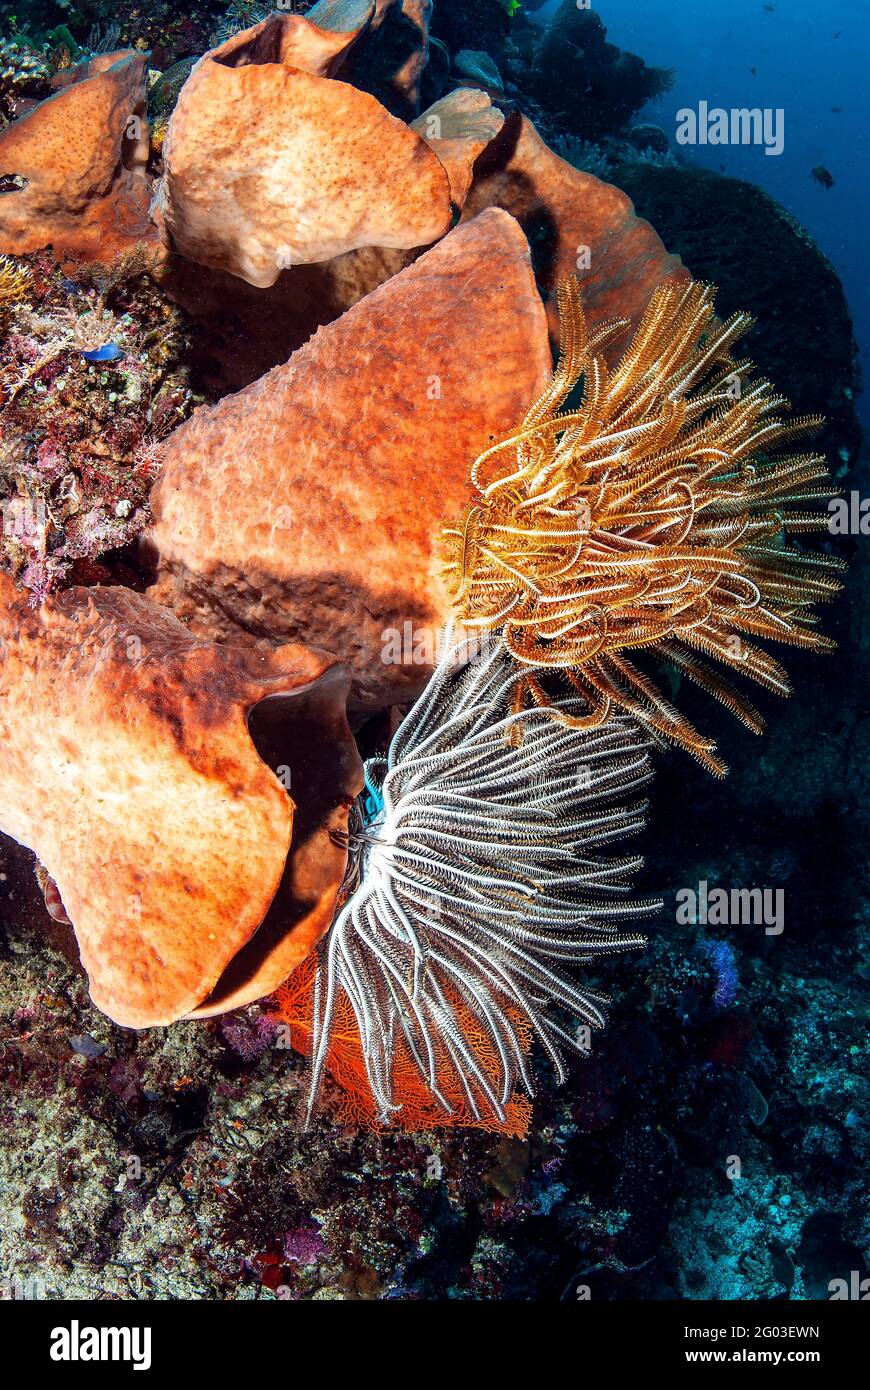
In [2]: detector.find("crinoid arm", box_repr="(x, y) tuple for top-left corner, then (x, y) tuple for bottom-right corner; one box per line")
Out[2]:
(443, 276), (844, 775)
(285, 624), (661, 1133)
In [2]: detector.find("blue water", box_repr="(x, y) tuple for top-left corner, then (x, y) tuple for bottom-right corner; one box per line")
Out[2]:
(534, 0), (868, 428)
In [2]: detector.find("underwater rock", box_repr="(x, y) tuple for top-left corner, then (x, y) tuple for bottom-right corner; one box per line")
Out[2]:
(461, 112), (687, 354)
(145, 209), (552, 706)
(0, 573), (361, 1027)
(153, 12), (450, 289)
(0, 49), (152, 262)
(527, 6), (674, 141)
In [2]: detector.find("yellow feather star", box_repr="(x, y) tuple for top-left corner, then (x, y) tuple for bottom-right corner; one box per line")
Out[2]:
(442, 276), (844, 775)
(0, 255), (31, 332)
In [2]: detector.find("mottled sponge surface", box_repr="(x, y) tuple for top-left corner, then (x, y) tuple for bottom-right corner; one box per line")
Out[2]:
(0, 50), (153, 262)
(146, 208), (553, 706)
(462, 113), (687, 356)
(0, 574), (359, 1028)
(153, 12), (451, 288)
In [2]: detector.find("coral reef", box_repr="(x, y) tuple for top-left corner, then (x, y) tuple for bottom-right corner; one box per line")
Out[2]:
(0, 36), (53, 125)
(0, 243), (194, 600)
(0, 801), (864, 1297)
(0, 0), (863, 1306)
(526, 7), (673, 141)
(0, 252), (29, 327)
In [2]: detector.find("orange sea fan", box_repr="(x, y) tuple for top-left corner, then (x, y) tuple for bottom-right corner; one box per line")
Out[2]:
(443, 277), (843, 775)
(275, 953), (534, 1137)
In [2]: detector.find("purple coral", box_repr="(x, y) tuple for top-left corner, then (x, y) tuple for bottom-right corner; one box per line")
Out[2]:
(282, 1220), (325, 1266)
(218, 1010), (279, 1062)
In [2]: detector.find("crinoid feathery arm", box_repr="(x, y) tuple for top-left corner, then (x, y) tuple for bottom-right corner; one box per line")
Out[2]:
(280, 277), (842, 1135)
(279, 625), (660, 1133)
(442, 277), (844, 776)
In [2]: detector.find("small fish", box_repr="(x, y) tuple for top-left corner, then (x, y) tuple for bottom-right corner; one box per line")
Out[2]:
(831, 106), (842, 114)
(810, 165), (835, 190)
(750, 66), (757, 75)
(763, 3), (775, 11)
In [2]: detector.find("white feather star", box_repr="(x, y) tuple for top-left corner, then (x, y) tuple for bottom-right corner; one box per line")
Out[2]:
(306, 625), (662, 1127)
